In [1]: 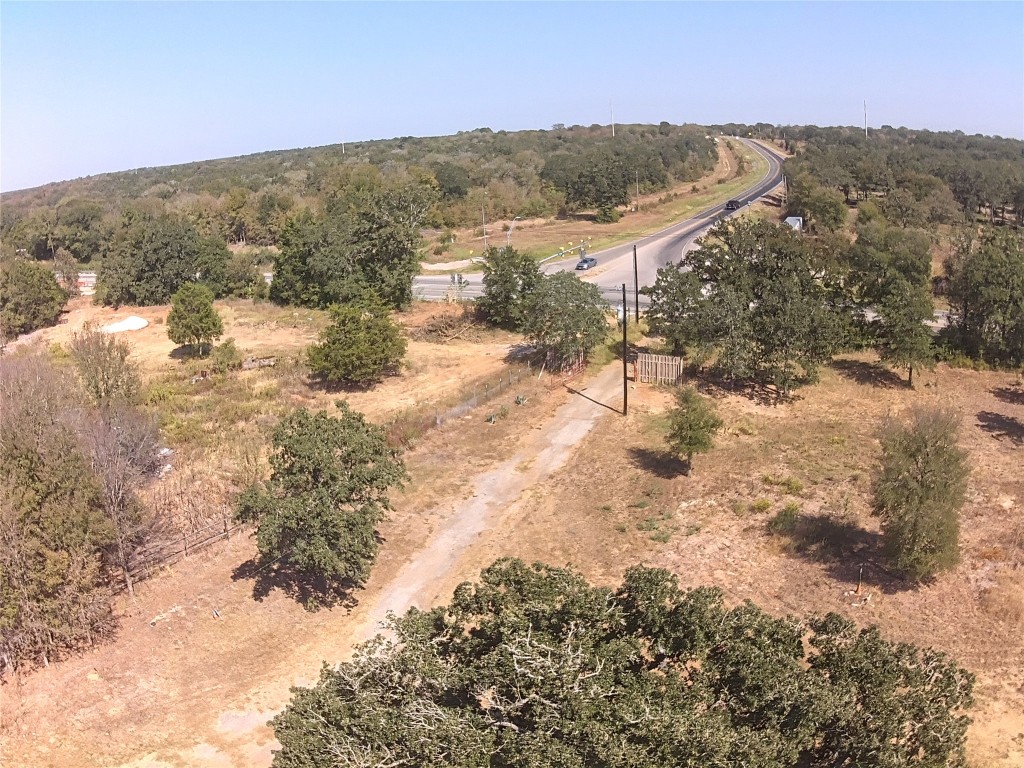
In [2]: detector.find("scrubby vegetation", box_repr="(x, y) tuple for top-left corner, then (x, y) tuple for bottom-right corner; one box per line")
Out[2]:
(1, 122), (718, 254)
(0, 353), (159, 673)
(0, 257), (67, 341)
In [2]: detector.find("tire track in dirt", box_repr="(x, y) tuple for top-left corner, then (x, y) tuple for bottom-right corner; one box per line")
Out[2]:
(349, 364), (624, 641)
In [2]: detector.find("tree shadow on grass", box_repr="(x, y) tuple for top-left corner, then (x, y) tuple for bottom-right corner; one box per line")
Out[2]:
(695, 371), (800, 408)
(830, 359), (906, 390)
(231, 558), (360, 612)
(503, 343), (538, 365)
(628, 447), (690, 479)
(976, 411), (1024, 446)
(169, 344), (211, 362)
(769, 513), (915, 595)
(991, 386), (1024, 407)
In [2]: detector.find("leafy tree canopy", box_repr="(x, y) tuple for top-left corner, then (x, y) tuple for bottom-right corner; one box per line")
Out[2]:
(271, 181), (436, 311)
(477, 246), (542, 331)
(943, 229), (1024, 366)
(0, 258), (67, 340)
(97, 209), (229, 307)
(235, 404), (407, 592)
(647, 219), (846, 392)
(875, 278), (935, 387)
(272, 559), (975, 768)
(523, 272), (608, 370)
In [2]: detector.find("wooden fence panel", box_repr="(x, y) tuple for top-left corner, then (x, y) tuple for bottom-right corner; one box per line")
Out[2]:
(636, 353), (685, 385)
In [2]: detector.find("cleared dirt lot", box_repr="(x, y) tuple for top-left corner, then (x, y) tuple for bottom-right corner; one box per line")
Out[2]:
(2, 301), (1022, 766)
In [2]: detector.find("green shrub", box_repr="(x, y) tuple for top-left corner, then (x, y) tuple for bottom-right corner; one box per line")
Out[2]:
(210, 338), (245, 374)
(167, 283), (223, 355)
(768, 503), (801, 534)
(665, 387), (723, 475)
(781, 476), (805, 495)
(873, 407), (969, 581)
(307, 294), (406, 386)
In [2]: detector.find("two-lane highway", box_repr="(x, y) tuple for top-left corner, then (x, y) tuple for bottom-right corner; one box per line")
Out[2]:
(413, 138), (786, 305)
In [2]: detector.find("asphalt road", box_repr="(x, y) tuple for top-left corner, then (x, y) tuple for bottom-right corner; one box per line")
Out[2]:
(413, 137), (786, 306)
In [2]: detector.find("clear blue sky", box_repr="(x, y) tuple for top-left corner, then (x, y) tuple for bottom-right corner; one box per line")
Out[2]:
(2, 1), (1022, 192)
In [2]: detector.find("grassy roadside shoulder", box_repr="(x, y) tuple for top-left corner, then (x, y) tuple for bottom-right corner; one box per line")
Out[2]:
(573, 141), (770, 257)
(423, 141), (770, 273)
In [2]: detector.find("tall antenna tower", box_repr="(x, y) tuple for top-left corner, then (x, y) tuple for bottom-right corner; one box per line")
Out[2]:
(611, 102), (615, 137)
(863, 100), (868, 138)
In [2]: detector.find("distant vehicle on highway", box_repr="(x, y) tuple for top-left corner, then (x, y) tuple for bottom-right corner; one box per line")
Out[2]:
(724, 200), (741, 210)
(575, 256), (598, 270)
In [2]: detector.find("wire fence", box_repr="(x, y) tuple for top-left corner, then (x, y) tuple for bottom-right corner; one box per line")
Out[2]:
(115, 514), (244, 594)
(382, 357), (589, 447)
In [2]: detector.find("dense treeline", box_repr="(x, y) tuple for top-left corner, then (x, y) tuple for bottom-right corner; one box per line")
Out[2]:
(0, 123), (718, 256)
(781, 125), (1023, 224)
(770, 124), (1024, 368)
(0, 337), (160, 675)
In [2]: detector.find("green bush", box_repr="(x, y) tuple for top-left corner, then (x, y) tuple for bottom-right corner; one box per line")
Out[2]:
(665, 387), (723, 474)
(167, 283), (223, 355)
(873, 408), (969, 581)
(307, 294), (407, 387)
(0, 259), (68, 339)
(781, 476), (805, 495)
(209, 338), (244, 374)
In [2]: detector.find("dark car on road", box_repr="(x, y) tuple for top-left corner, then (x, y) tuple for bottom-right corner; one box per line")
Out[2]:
(575, 257), (598, 270)
(725, 199), (741, 210)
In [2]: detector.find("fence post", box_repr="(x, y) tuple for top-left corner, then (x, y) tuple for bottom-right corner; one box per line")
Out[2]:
(224, 513), (230, 540)
(182, 532), (188, 557)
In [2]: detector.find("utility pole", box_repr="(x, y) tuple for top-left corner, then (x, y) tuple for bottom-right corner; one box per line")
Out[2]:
(611, 102), (615, 138)
(632, 245), (639, 323)
(864, 100), (868, 139)
(622, 283), (628, 417)
(482, 200), (488, 251)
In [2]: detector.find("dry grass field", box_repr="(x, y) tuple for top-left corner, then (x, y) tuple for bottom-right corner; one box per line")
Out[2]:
(3, 248), (1022, 765)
